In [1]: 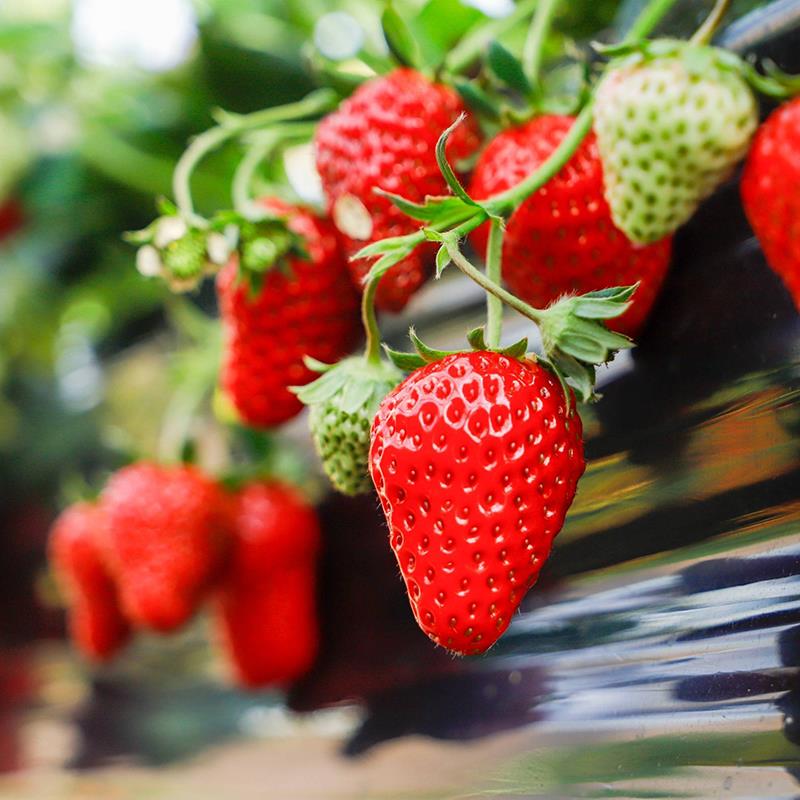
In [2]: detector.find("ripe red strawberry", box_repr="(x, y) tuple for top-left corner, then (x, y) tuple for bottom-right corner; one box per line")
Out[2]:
(741, 97), (800, 309)
(101, 463), (231, 633)
(315, 68), (481, 312)
(470, 116), (672, 337)
(215, 481), (320, 689)
(217, 198), (360, 429)
(369, 351), (585, 655)
(48, 502), (131, 661)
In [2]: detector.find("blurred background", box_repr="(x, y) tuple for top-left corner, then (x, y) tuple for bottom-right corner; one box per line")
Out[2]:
(1, 0), (799, 797)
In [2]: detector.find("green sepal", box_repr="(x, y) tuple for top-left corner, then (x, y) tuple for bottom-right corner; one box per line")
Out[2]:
(293, 355), (402, 414)
(382, 3), (424, 71)
(303, 355), (337, 373)
(409, 328), (459, 361)
(548, 350), (597, 404)
(454, 79), (502, 121)
(435, 244), (451, 277)
(373, 189), (473, 224)
(384, 345), (428, 371)
(467, 326), (486, 350)
(435, 115), (484, 210)
(487, 40), (532, 96)
(570, 284), (637, 319)
(501, 336), (529, 359)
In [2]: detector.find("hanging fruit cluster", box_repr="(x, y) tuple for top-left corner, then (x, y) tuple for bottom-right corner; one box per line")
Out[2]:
(49, 0), (800, 672)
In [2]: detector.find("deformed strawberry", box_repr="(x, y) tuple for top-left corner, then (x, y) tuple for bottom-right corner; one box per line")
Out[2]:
(315, 68), (481, 311)
(215, 481), (320, 689)
(101, 463), (231, 633)
(369, 350), (585, 655)
(49, 502), (131, 662)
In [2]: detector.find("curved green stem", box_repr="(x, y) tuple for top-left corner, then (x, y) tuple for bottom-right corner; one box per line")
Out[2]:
(231, 123), (318, 217)
(362, 277), (382, 365)
(441, 236), (545, 325)
(690, 0), (732, 44)
(485, 219), (504, 348)
(522, 0), (560, 92)
(172, 89), (337, 224)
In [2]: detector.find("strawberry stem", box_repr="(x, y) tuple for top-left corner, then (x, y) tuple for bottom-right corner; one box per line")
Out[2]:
(439, 235), (545, 324)
(690, 0), (732, 45)
(485, 219), (504, 349)
(231, 123), (317, 218)
(362, 276), (382, 366)
(173, 89), (337, 224)
(522, 0), (560, 96)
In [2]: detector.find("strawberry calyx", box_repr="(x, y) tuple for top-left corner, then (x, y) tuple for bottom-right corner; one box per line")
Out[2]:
(126, 200), (232, 293)
(383, 327), (528, 372)
(595, 37), (800, 101)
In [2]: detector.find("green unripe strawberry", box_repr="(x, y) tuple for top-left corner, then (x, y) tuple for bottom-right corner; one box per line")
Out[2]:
(594, 42), (758, 244)
(294, 357), (401, 496)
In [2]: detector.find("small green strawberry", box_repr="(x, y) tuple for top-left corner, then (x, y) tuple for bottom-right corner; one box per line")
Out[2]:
(293, 356), (401, 496)
(593, 41), (758, 244)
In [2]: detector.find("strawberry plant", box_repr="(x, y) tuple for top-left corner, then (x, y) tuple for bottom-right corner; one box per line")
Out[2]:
(45, 0), (800, 669)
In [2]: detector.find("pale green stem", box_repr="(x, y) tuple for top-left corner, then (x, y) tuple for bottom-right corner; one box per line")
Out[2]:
(441, 236), (545, 325)
(362, 277), (382, 365)
(690, 0), (732, 44)
(172, 89), (336, 224)
(522, 0), (561, 91)
(485, 219), (504, 348)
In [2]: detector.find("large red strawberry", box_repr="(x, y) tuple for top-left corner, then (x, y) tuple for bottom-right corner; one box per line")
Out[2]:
(315, 68), (481, 312)
(49, 502), (131, 661)
(369, 350), (585, 655)
(741, 96), (800, 309)
(215, 481), (320, 689)
(101, 463), (231, 633)
(217, 198), (360, 429)
(470, 116), (672, 337)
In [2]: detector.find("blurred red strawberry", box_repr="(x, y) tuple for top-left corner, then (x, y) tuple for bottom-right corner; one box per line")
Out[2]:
(215, 480), (320, 689)
(101, 463), (232, 633)
(49, 502), (131, 661)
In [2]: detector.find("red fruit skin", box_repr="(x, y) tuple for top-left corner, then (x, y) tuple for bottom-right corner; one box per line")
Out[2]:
(215, 481), (320, 689)
(0, 199), (23, 240)
(741, 97), (800, 309)
(369, 351), (585, 655)
(49, 503), (131, 662)
(217, 199), (360, 429)
(469, 116), (672, 337)
(315, 68), (481, 312)
(101, 463), (232, 633)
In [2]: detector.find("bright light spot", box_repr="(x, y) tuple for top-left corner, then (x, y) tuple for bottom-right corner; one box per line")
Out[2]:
(314, 12), (364, 61)
(283, 143), (324, 206)
(462, 0), (515, 18)
(71, 0), (198, 72)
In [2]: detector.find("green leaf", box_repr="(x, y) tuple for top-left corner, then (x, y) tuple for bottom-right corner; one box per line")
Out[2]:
(409, 329), (458, 362)
(435, 115), (482, 209)
(467, 326), (487, 350)
(374, 189), (472, 223)
(501, 337), (529, 359)
(435, 245), (451, 278)
(340, 378), (375, 415)
(382, 4), (423, 70)
(384, 345), (427, 371)
(487, 40), (532, 96)
(415, 0), (483, 70)
(454, 80), (501, 120)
